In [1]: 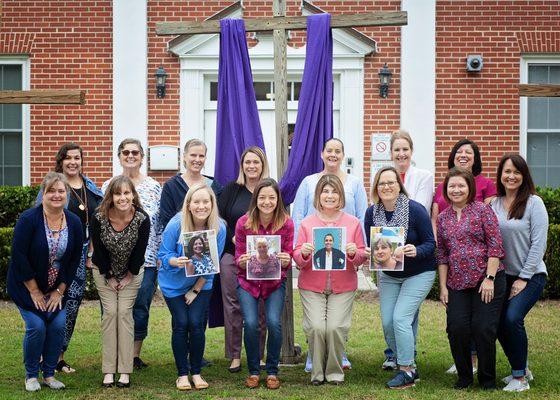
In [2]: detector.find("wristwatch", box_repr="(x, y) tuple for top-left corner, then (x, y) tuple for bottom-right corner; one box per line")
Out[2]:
(87, 251), (93, 258)
(485, 274), (495, 281)
(192, 289), (200, 295)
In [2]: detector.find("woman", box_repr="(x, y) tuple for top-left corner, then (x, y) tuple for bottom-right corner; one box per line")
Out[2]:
(432, 139), (496, 374)
(8, 172), (83, 392)
(248, 238), (280, 279)
(36, 143), (103, 373)
(364, 166), (436, 389)
(158, 184), (226, 390)
(372, 237), (401, 270)
(218, 146), (270, 372)
(185, 235), (215, 275)
(293, 174), (366, 385)
(235, 179), (294, 389)
(491, 155), (548, 392)
(91, 175), (151, 388)
(437, 167), (506, 390)
(292, 138), (367, 370)
(102, 138), (161, 369)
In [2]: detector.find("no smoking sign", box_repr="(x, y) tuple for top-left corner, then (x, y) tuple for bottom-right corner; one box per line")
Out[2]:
(371, 133), (392, 161)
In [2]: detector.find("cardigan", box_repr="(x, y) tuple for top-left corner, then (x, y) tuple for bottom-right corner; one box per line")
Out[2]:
(294, 212), (366, 294)
(159, 173), (224, 232)
(158, 214), (226, 298)
(7, 205), (83, 313)
(364, 199), (436, 279)
(402, 166), (434, 214)
(218, 181), (253, 255)
(90, 207), (151, 279)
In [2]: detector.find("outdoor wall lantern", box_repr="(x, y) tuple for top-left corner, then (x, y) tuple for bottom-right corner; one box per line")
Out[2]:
(378, 63), (393, 98)
(155, 66), (168, 98)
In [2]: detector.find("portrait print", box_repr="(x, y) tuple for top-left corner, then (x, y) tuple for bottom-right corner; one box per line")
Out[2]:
(181, 230), (220, 277)
(370, 226), (405, 271)
(312, 227), (347, 271)
(246, 235), (282, 280)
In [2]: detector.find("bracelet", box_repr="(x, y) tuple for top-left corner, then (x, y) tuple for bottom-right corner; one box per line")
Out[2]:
(56, 288), (64, 297)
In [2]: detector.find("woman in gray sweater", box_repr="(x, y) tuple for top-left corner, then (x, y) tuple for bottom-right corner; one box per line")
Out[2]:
(491, 154), (548, 393)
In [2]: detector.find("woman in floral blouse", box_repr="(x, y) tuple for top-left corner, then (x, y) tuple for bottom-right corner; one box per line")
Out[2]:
(437, 167), (506, 391)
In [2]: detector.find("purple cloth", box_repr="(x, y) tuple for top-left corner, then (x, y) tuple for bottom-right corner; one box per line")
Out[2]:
(280, 14), (333, 204)
(214, 19), (266, 186)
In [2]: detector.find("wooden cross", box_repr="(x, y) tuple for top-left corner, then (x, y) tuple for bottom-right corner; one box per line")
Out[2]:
(157, 1), (407, 363)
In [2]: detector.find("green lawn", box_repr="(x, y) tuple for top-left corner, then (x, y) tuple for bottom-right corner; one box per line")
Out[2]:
(0, 292), (559, 399)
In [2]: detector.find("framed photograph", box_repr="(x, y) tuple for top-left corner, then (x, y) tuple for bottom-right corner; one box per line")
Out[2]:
(246, 235), (282, 280)
(312, 227), (346, 271)
(370, 226), (405, 271)
(181, 230), (220, 277)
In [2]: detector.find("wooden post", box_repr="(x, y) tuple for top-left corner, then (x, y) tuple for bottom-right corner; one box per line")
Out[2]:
(519, 84), (560, 97)
(0, 90), (86, 105)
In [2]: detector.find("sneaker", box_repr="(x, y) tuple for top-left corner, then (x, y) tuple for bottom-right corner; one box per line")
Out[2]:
(412, 369), (420, 382)
(502, 369), (534, 384)
(25, 378), (41, 392)
(382, 356), (397, 371)
(133, 356), (148, 369)
(386, 370), (415, 389)
(503, 378), (530, 392)
(342, 354), (352, 370)
(42, 378), (66, 390)
(304, 353), (312, 373)
(445, 363), (477, 374)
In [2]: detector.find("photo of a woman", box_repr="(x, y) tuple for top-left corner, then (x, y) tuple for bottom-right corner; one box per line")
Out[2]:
(184, 234), (216, 276)
(372, 237), (404, 271)
(247, 238), (281, 280)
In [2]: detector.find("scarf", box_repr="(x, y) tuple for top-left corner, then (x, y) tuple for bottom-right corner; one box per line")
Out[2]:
(370, 193), (409, 242)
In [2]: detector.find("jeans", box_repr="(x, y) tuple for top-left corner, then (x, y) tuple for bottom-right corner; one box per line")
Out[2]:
(62, 241), (88, 352)
(18, 307), (67, 379)
(133, 267), (158, 341)
(238, 282), (285, 376)
(498, 273), (546, 378)
(447, 272), (506, 388)
(379, 270), (435, 366)
(164, 290), (211, 376)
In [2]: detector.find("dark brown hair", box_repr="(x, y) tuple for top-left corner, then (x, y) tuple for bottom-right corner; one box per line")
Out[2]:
(371, 166), (408, 204)
(245, 178), (289, 233)
(442, 167), (476, 205)
(313, 174), (346, 211)
(322, 138), (345, 153)
(496, 154), (536, 220)
(97, 175), (142, 219)
(55, 143), (83, 173)
(447, 139), (482, 176)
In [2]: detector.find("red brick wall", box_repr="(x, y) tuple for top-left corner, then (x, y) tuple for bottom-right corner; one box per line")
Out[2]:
(1, 0), (113, 185)
(435, 0), (560, 184)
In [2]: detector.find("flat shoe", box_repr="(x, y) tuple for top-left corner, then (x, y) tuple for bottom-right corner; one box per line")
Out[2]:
(266, 375), (280, 389)
(42, 378), (66, 390)
(102, 381), (114, 388)
(245, 375), (260, 389)
(176, 376), (192, 390)
(192, 376), (209, 390)
(116, 381), (130, 388)
(311, 379), (324, 386)
(228, 365), (242, 373)
(25, 378), (41, 392)
(56, 360), (76, 374)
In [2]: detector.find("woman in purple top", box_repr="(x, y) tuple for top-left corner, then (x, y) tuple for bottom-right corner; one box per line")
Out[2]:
(437, 168), (506, 390)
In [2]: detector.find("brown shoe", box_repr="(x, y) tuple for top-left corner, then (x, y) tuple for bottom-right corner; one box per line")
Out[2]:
(266, 375), (280, 389)
(245, 375), (259, 389)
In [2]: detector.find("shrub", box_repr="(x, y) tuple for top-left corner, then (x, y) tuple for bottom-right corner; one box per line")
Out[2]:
(0, 186), (39, 228)
(537, 187), (560, 225)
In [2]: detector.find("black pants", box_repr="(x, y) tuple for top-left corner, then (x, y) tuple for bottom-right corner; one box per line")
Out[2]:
(446, 272), (506, 388)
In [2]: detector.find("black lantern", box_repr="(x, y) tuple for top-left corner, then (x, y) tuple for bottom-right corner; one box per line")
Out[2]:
(378, 63), (392, 98)
(155, 66), (168, 98)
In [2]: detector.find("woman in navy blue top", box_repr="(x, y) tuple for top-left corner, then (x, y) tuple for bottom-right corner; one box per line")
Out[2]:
(8, 172), (83, 392)
(364, 166), (436, 390)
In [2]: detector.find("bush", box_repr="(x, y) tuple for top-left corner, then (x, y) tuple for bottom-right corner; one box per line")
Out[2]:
(0, 228), (13, 299)
(0, 186), (39, 228)
(537, 187), (560, 225)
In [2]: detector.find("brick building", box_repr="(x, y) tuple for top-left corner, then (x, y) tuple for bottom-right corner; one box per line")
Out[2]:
(1, 0), (559, 192)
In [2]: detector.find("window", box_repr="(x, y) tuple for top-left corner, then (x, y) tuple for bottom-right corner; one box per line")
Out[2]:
(209, 80), (304, 102)
(0, 64), (23, 185)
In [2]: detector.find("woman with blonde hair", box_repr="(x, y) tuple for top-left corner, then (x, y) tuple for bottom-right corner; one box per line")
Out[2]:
(158, 184), (226, 390)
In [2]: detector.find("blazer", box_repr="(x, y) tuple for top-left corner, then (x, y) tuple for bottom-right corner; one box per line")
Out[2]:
(403, 166), (434, 214)
(7, 205), (83, 313)
(313, 247), (346, 270)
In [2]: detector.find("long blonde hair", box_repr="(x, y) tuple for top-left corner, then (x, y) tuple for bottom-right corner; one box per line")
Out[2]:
(180, 184), (220, 233)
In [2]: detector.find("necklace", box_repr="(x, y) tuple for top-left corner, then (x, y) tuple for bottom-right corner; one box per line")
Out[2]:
(44, 211), (65, 289)
(70, 178), (90, 239)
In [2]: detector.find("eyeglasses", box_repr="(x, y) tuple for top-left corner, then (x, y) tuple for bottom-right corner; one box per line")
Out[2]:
(121, 150), (141, 157)
(377, 181), (397, 188)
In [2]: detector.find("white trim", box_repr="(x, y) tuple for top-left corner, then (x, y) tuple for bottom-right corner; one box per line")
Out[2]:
(0, 56), (30, 185)
(519, 55), (560, 158)
(400, 0), (436, 174)
(112, 0), (148, 175)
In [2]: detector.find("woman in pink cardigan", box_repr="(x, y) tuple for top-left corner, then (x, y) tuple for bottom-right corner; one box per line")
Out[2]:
(293, 174), (366, 385)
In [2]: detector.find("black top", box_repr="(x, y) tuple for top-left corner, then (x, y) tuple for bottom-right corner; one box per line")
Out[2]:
(218, 182), (253, 255)
(68, 183), (102, 240)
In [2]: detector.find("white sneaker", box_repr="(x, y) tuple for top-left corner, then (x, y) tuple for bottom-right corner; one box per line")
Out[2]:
(42, 378), (66, 390)
(502, 369), (534, 384)
(304, 353), (312, 373)
(25, 378), (41, 392)
(342, 354), (352, 370)
(445, 364), (477, 374)
(503, 378), (530, 392)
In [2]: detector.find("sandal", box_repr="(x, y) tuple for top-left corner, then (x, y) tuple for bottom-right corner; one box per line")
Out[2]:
(176, 376), (191, 391)
(56, 360), (76, 374)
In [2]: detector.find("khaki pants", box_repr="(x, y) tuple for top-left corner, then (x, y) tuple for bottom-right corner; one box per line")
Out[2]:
(93, 267), (143, 374)
(300, 289), (355, 383)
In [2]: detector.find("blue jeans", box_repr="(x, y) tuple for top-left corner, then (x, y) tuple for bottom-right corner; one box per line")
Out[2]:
(18, 307), (67, 379)
(164, 290), (211, 376)
(133, 267), (158, 341)
(238, 282), (286, 376)
(379, 270), (436, 366)
(498, 273), (546, 378)
(384, 310), (419, 359)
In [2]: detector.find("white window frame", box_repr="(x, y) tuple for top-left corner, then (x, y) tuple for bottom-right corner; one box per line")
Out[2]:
(519, 56), (560, 158)
(0, 56), (30, 185)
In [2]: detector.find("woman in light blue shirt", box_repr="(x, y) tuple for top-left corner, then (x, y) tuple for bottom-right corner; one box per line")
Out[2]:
(158, 184), (226, 391)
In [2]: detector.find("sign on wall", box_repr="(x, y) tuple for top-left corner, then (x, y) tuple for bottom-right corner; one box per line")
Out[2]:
(371, 133), (392, 161)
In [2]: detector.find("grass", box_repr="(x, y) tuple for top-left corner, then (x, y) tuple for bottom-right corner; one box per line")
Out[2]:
(0, 292), (559, 399)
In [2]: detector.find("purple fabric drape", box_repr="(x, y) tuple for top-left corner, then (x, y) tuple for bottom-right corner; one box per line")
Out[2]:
(214, 19), (266, 186)
(280, 13), (333, 204)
